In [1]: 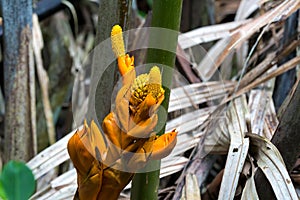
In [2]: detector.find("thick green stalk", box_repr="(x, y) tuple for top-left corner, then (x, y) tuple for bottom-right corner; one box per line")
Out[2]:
(131, 1), (183, 199)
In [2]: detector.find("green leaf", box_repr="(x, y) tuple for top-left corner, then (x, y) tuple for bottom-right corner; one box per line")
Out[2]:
(0, 161), (35, 200)
(0, 180), (7, 200)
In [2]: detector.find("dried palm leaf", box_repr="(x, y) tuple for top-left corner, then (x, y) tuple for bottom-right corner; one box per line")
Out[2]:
(247, 134), (298, 199)
(217, 96), (250, 200)
(180, 174), (201, 200)
(178, 20), (249, 49)
(240, 158), (259, 200)
(195, 0), (300, 81)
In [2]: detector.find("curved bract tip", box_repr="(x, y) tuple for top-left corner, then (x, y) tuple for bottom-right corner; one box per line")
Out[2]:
(150, 129), (178, 160)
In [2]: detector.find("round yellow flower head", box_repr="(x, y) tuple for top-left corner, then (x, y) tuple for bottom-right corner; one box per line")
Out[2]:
(130, 66), (164, 107)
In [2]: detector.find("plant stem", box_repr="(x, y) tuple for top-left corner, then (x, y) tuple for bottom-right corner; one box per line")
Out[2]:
(131, 1), (183, 199)
(2, 0), (36, 162)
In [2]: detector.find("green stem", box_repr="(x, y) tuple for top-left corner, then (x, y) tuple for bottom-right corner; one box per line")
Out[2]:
(131, 1), (183, 199)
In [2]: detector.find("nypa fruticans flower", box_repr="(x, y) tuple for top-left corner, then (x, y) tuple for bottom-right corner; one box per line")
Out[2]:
(67, 25), (177, 200)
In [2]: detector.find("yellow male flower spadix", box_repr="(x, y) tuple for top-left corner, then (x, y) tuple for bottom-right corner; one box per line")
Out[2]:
(111, 25), (125, 57)
(111, 25), (134, 78)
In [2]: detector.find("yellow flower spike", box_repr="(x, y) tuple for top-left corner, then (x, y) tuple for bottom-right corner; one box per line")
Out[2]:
(149, 66), (162, 85)
(148, 66), (164, 99)
(131, 73), (149, 106)
(111, 25), (125, 58)
(111, 25), (136, 83)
